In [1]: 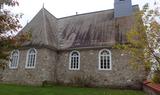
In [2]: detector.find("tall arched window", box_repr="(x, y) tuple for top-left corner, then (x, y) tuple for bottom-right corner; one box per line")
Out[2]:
(26, 48), (37, 68)
(99, 49), (112, 70)
(69, 51), (80, 70)
(10, 50), (19, 69)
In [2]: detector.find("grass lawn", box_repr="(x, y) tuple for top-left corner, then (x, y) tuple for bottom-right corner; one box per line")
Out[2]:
(0, 84), (146, 95)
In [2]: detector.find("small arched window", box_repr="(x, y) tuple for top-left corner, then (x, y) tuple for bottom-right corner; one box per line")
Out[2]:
(10, 50), (19, 69)
(69, 51), (80, 70)
(26, 48), (37, 68)
(99, 49), (112, 70)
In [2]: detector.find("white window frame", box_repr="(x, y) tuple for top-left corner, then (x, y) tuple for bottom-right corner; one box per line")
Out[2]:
(98, 49), (112, 70)
(9, 50), (19, 69)
(69, 50), (80, 70)
(25, 48), (37, 69)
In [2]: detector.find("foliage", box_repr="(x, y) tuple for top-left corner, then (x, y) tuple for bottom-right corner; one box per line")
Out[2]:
(115, 11), (149, 69)
(152, 70), (160, 83)
(0, 84), (146, 95)
(70, 74), (96, 87)
(0, 0), (30, 68)
(115, 1), (160, 82)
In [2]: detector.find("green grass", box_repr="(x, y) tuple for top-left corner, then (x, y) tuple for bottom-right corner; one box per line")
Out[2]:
(0, 84), (146, 95)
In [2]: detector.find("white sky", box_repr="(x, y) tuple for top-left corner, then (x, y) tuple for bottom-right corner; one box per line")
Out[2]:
(9, 0), (155, 27)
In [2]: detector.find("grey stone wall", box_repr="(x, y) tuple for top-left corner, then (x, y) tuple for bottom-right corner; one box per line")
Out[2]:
(2, 48), (147, 89)
(0, 68), (3, 81)
(56, 48), (146, 89)
(2, 48), (57, 85)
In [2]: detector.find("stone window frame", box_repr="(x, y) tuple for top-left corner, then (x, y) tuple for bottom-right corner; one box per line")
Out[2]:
(98, 49), (112, 70)
(9, 50), (19, 69)
(25, 48), (37, 69)
(69, 50), (80, 70)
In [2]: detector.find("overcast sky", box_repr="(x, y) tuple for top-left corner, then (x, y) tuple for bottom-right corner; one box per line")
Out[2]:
(9, 0), (155, 27)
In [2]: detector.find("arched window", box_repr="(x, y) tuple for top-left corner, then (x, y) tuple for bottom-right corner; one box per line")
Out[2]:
(69, 51), (80, 70)
(26, 48), (37, 68)
(10, 50), (19, 69)
(99, 49), (112, 70)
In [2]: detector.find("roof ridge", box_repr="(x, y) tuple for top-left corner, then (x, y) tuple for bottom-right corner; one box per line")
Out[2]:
(42, 7), (49, 45)
(43, 8), (57, 19)
(57, 4), (139, 20)
(42, 7), (59, 49)
(58, 9), (114, 20)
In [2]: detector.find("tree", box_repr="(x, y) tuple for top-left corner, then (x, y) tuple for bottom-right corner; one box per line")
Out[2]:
(0, 0), (29, 69)
(115, 0), (160, 83)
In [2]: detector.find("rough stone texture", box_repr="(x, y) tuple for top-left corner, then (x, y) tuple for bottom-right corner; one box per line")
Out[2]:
(0, 68), (3, 81)
(57, 48), (146, 89)
(2, 48), (147, 89)
(2, 48), (56, 85)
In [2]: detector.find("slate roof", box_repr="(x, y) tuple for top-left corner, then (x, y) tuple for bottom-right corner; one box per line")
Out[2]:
(19, 8), (58, 49)
(19, 5), (139, 50)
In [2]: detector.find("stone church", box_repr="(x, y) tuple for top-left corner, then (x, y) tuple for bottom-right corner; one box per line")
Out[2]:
(2, 0), (146, 89)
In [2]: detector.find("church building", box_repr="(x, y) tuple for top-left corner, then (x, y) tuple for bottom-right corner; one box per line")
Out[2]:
(2, 0), (146, 89)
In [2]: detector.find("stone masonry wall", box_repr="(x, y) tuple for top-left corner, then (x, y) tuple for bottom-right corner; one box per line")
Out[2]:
(0, 68), (3, 81)
(2, 48), (147, 89)
(56, 48), (147, 89)
(2, 48), (57, 85)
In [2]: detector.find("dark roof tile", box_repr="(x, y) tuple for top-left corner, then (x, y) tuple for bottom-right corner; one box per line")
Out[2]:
(18, 5), (139, 50)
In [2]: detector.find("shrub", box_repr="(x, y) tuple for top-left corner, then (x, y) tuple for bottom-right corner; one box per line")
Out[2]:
(152, 70), (160, 84)
(70, 74), (97, 87)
